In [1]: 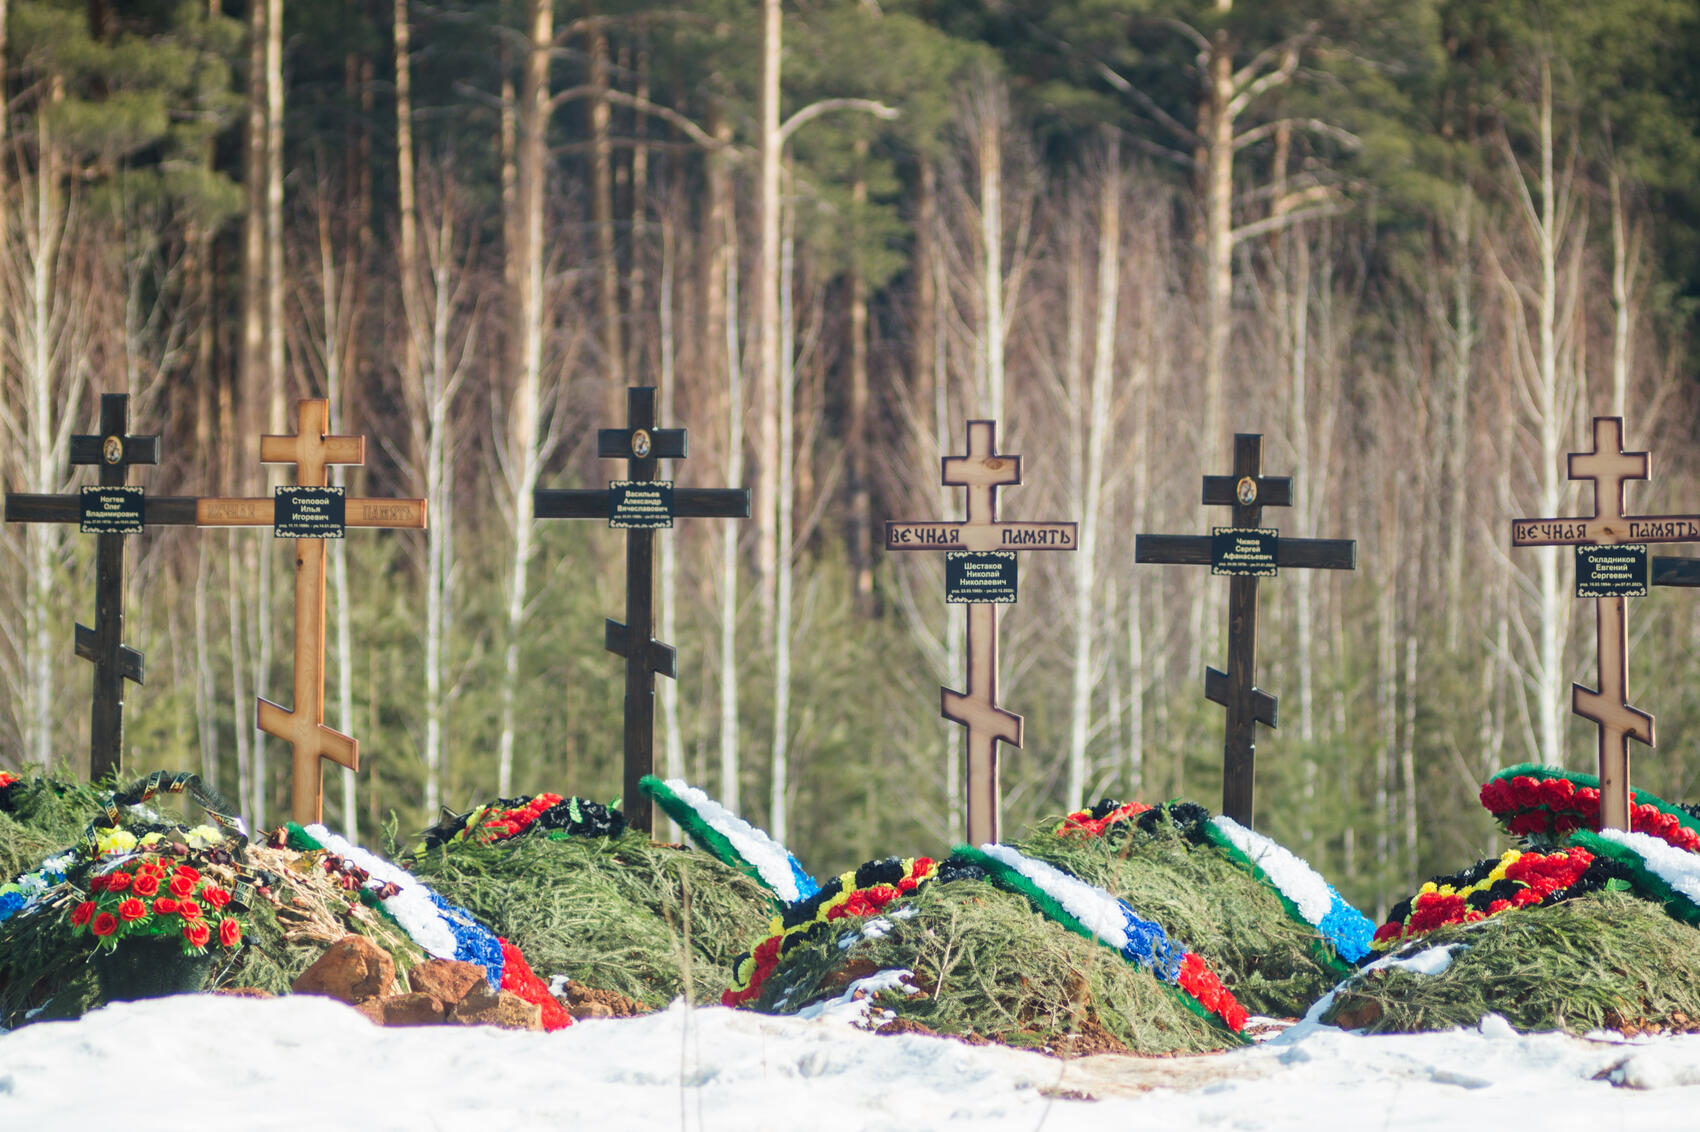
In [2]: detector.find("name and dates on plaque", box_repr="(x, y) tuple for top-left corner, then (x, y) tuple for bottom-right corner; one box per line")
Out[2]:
(1576, 544), (1650, 598)
(946, 551), (1017, 604)
(609, 480), (675, 529)
(79, 485), (144, 534)
(1211, 528), (1278, 577)
(274, 486), (346, 538)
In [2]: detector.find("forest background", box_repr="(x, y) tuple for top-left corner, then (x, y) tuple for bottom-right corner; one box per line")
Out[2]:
(3, 0), (1700, 917)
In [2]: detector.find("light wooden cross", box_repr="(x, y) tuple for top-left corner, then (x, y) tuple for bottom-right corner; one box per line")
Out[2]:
(533, 386), (749, 835)
(1135, 434), (1356, 828)
(197, 399), (426, 824)
(3, 394), (181, 780)
(885, 420), (1077, 846)
(1510, 416), (1700, 830)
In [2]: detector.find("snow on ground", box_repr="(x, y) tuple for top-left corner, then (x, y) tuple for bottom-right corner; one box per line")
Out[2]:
(5, 991), (1700, 1130)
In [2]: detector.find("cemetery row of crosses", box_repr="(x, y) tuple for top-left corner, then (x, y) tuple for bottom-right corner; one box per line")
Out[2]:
(8, 390), (1700, 1050)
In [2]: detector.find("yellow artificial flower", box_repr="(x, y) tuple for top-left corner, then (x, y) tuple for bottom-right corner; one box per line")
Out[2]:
(93, 828), (137, 855)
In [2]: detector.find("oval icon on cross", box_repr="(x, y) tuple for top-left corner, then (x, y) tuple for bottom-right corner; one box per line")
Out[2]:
(632, 429), (652, 458)
(1236, 476), (1257, 505)
(103, 436), (124, 464)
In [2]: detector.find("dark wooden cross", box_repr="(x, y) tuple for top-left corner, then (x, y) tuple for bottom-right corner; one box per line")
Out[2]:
(884, 420), (1077, 846)
(195, 399), (427, 824)
(1510, 416), (1700, 831)
(533, 386), (750, 835)
(1135, 434), (1356, 828)
(2, 393), (180, 780)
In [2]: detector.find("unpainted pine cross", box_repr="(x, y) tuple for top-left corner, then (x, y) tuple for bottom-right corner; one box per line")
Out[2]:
(196, 399), (427, 825)
(1134, 434), (1356, 828)
(1509, 416), (1700, 831)
(884, 420), (1078, 846)
(533, 386), (750, 835)
(2, 394), (180, 780)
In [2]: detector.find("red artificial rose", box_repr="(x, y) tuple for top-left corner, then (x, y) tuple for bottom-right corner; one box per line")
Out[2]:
(1512, 887), (1543, 907)
(118, 897), (147, 922)
(105, 871), (132, 893)
(89, 875), (108, 894)
(1507, 813), (1549, 836)
(1488, 899), (1512, 914)
(218, 917), (241, 948)
(91, 912), (118, 937)
(70, 901), (96, 926)
(1221, 999), (1250, 1032)
(753, 935), (782, 962)
(168, 874), (194, 897)
(131, 873), (159, 897)
(1372, 922), (1405, 944)
(1479, 780), (1512, 812)
(153, 897), (180, 916)
(177, 900), (203, 920)
(183, 921), (211, 949)
(174, 865), (201, 884)
(202, 886), (230, 909)
(912, 858), (934, 879)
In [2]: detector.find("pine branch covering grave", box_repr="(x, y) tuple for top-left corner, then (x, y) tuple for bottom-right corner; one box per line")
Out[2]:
(1015, 804), (1356, 1017)
(1323, 890), (1700, 1035)
(405, 824), (774, 1008)
(747, 871), (1234, 1056)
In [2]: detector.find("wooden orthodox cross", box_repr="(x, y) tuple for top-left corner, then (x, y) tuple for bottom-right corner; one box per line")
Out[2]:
(533, 386), (750, 835)
(884, 420), (1077, 847)
(1135, 434), (1356, 828)
(1509, 416), (1700, 831)
(2, 394), (185, 780)
(196, 400), (426, 824)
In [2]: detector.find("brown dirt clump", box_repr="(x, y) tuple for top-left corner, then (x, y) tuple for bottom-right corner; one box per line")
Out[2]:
(559, 978), (651, 1019)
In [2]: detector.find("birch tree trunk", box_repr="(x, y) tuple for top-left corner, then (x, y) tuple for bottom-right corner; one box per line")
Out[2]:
(1067, 137), (1119, 809)
(770, 175), (796, 841)
(755, 0), (781, 634)
(497, 0), (553, 797)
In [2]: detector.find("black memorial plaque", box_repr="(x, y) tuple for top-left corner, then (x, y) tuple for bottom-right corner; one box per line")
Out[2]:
(1577, 543), (1650, 599)
(1211, 527), (1278, 577)
(609, 480), (674, 529)
(274, 486), (346, 538)
(946, 551), (1018, 604)
(80, 486), (144, 535)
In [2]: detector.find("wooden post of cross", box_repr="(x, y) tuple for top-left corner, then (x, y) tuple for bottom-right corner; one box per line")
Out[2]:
(194, 399), (427, 825)
(884, 420), (1077, 846)
(533, 386), (750, 835)
(1510, 416), (1700, 831)
(1135, 434), (1356, 827)
(1, 393), (190, 780)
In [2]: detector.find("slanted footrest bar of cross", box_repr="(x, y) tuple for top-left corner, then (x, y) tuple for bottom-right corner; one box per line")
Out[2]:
(257, 699), (360, 771)
(1204, 666), (1276, 728)
(76, 624), (144, 684)
(1573, 684), (1654, 746)
(605, 620), (678, 679)
(941, 688), (1023, 747)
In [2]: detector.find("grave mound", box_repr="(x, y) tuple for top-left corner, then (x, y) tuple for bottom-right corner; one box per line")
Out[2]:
(0, 773), (565, 1030)
(645, 778), (1371, 1055)
(1324, 766), (1700, 1036)
(401, 791), (776, 1008)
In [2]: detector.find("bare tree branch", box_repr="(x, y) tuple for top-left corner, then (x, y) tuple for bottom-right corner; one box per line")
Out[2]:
(776, 98), (899, 145)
